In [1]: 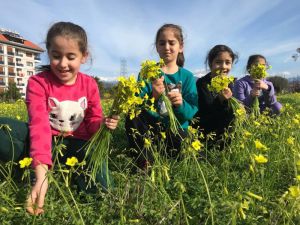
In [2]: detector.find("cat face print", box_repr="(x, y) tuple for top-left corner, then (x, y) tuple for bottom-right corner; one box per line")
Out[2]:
(48, 97), (87, 133)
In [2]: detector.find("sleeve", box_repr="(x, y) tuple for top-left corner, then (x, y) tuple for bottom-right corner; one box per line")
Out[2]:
(26, 77), (52, 168)
(173, 74), (198, 122)
(262, 80), (277, 106)
(83, 78), (104, 136)
(233, 79), (253, 107)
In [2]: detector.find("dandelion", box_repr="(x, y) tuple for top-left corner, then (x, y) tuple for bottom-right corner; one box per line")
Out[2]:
(144, 138), (151, 149)
(288, 186), (300, 198)
(160, 132), (166, 139)
(246, 191), (263, 201)
(287, 136), (295, 145)
(254, 139), (269, 151)
(66, 157), (78, 167)
(191, 139), (203, 151)
(253, 154), (268, 164)
(244, 131), (252, 137)
(19, 157), (32, 168)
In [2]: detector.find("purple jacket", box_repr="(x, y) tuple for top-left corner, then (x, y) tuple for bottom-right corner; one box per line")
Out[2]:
(233, 75), (282, 114)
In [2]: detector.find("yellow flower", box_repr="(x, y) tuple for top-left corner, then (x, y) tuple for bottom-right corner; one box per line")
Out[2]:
(236, 108), (246, 117)
(253, 121), (261, 127)
(160, 132), (166, 139)
(287, 136), (295, 145)
(207, 74), (234, 93)
(288, 186), (300, 198)
(16, 115), (21, 120)
(191, 139), (203, 151)
(244, 131), (252, 137)
(188, 126), (197, 134)
(66, 157), (78, 167)
(249, 63), (271, 79)
(296, 175), (300, 181)
(253, 154), (268, 164)
(293, 118), (299, 124)
(19, 157), (32, 168)
(246, 191), (263, 201)
(144, 138), (151, 148)
(254, 140), (269, 151)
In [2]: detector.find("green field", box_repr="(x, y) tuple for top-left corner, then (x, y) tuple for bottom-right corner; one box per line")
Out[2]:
(0, 93), (300, 224)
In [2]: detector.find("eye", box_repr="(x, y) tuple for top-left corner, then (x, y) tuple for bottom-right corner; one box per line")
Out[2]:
(69, 115), (76, 121)
(50, 113), (57, 119)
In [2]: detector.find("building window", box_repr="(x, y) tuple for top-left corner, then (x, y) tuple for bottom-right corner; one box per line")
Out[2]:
(26, 62), (33, 67)
(26, 52), (33, 57)
(27, 71), (34, 76)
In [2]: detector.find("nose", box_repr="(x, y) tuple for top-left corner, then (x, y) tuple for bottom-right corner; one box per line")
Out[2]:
(59, 57), (68, 68)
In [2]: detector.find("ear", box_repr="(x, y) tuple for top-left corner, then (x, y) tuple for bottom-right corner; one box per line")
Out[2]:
(78, 97), (87, 110)
(81, 52), (89, 64)
(48, 97), (60, 109)
(179, 44), (184, 53)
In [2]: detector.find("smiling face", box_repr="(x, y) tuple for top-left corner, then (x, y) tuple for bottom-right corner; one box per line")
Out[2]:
(210, 51), (233, 77)
(48, 35), (88, 85)
(156, 28), (183, 66)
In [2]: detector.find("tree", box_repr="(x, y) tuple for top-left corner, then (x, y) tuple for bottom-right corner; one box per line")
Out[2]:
(92, 76), (105, 97)
(267, 76), (289, 93)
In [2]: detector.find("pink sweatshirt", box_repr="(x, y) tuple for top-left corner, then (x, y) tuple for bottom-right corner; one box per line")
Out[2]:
(26, 71), (103, 167)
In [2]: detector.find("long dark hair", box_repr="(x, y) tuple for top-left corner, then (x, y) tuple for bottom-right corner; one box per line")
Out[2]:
(205, 44), (238, 70)
(155, 24), (185, 67)
(38, 21), (89, 72)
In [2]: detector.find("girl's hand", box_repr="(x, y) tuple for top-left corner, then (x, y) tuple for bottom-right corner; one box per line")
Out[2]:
(254, 79), (269, 90)
(219, 88), (232, 101)
(105, 115), (119, 130)
(152, 76), (165, 100)
(167, 89), (183, 107)
(26, 164), (48, 215)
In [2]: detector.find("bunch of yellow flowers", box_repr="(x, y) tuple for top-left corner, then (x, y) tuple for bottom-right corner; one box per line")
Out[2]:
(208, 74), (235, 93)
(139, 59), (165, 81)
(249, 64), (271, 80)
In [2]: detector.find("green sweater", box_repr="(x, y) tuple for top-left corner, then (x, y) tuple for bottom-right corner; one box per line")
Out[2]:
(139, 67), (198, 130)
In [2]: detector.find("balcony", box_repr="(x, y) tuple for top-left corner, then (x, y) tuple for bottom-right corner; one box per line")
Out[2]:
(0, 82), (5, 86)
(0, 72), (4, 75)
(0, 49), (3, 54)
(16, 53), (24, 57)
(34, 56), (41, 60)
(8, 72), (16, 76)
(17, 83), (25, 86)
(7, 51), (14, 56)
(8, 62), (15, 66)
(0, 61), (4, 64)
(16, 63), (24, 67)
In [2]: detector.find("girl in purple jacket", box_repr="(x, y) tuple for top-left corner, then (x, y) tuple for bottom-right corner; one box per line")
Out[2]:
(233, 55), (282, 115)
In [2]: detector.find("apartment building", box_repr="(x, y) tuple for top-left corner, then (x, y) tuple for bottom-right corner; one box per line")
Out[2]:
(0, 28), (44, 97)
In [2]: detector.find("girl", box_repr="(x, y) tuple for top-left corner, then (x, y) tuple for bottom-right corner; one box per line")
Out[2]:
(193, 45), (238, 149)
(0, 22), (119, 215)
(233, 54), (282, 115)
(125, 24), (198, 168)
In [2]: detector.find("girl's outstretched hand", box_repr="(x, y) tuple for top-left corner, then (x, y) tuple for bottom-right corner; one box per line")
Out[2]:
(167, 89), (183, 107)
(219, 87), (232, 101)
(105, 115), (120, 130)
(152, 76), (165, 100)
(26, 164), (48, 215)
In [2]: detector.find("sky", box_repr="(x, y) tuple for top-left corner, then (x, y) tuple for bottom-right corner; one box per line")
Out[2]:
(1, 0), (300, 80)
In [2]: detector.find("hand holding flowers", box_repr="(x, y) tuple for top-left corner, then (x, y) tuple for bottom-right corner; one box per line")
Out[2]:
(249, 64), (271, 116)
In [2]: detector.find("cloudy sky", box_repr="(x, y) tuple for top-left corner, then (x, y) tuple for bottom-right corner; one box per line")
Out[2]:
(1, 0), (300, 80)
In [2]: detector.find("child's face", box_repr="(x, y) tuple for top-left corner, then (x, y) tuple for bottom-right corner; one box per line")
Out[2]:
(253, 57), (266, 67)
(156, 28), (183, 65)
(210, 51), (233, 77)
(48, 35), (88, 85)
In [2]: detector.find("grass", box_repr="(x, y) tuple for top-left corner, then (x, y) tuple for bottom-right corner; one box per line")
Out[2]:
(0, 93), (300, 224)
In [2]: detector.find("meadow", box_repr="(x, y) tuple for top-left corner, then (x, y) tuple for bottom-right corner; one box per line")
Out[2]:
(0, 93), (299, 225)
